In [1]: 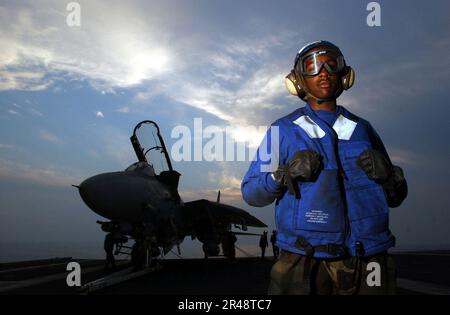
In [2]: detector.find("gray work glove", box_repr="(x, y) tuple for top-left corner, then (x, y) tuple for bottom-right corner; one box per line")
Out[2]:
(273, 150), (322, 198)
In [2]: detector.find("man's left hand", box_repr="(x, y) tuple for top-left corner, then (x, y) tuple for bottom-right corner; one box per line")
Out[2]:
(357, 149), (392, 184)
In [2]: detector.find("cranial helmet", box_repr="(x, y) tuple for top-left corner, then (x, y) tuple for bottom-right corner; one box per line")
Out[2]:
(285, 40), (355, 102)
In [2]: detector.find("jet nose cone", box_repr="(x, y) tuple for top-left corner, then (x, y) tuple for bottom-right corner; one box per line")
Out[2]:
(79, 174), (105, 213)
(78, 170), (156, 221)
(78, 171), (144, 220)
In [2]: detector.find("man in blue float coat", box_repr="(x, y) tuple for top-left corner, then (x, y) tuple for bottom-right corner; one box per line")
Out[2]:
(241, 41), (408, 295)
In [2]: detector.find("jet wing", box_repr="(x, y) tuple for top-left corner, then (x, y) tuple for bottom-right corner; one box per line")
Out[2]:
(182, 199), (267, 228)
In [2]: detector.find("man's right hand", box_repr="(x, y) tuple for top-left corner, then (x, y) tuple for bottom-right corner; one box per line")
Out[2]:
(273, 150), (322, 197)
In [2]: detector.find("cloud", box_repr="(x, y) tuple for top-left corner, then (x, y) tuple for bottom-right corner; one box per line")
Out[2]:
(37, 129), (63, 144)
(87, 125), (136, 166)
(208, 171), (241, 191)
(7, 109), (20, 115)
(0, 1), (296, 129)
(163, 65), (288, 124)
(179, 189), (218, 202)
(202, 162), (246, 204)
(96, 111), (104, 118)
(178, 161), (246, 206)
(0, 1), (300, 149)
(0, 158), (84, 187)
(0, 69), (53, 91)
(29, 108), (43, 117)
(0, 144), (16, 149)
(340, 37), (450, 118)
(157, 32), (292, 112)
(205, 36), (279, 83)
(134, 62), (287, 148)
(389, 148), (423, 166)
(0, 1), (175, 91)
(115, 106), (130, 113)
(7, 105), (45, 118)
(134, 34), (297, 146)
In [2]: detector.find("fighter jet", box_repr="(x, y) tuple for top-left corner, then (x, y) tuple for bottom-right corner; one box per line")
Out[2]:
(75, 120), (266, 266)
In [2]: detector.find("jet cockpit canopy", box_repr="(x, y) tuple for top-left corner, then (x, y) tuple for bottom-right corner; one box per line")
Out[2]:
(130, 120), (173, 176)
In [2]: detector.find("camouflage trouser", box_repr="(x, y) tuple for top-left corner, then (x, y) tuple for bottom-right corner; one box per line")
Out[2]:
(268, 250), (396, 295)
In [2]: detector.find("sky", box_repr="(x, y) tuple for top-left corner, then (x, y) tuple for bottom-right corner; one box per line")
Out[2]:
(1, 0), (450, 262)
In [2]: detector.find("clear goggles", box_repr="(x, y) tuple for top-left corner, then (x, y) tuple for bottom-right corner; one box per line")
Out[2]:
(295, 49), (345, 77)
